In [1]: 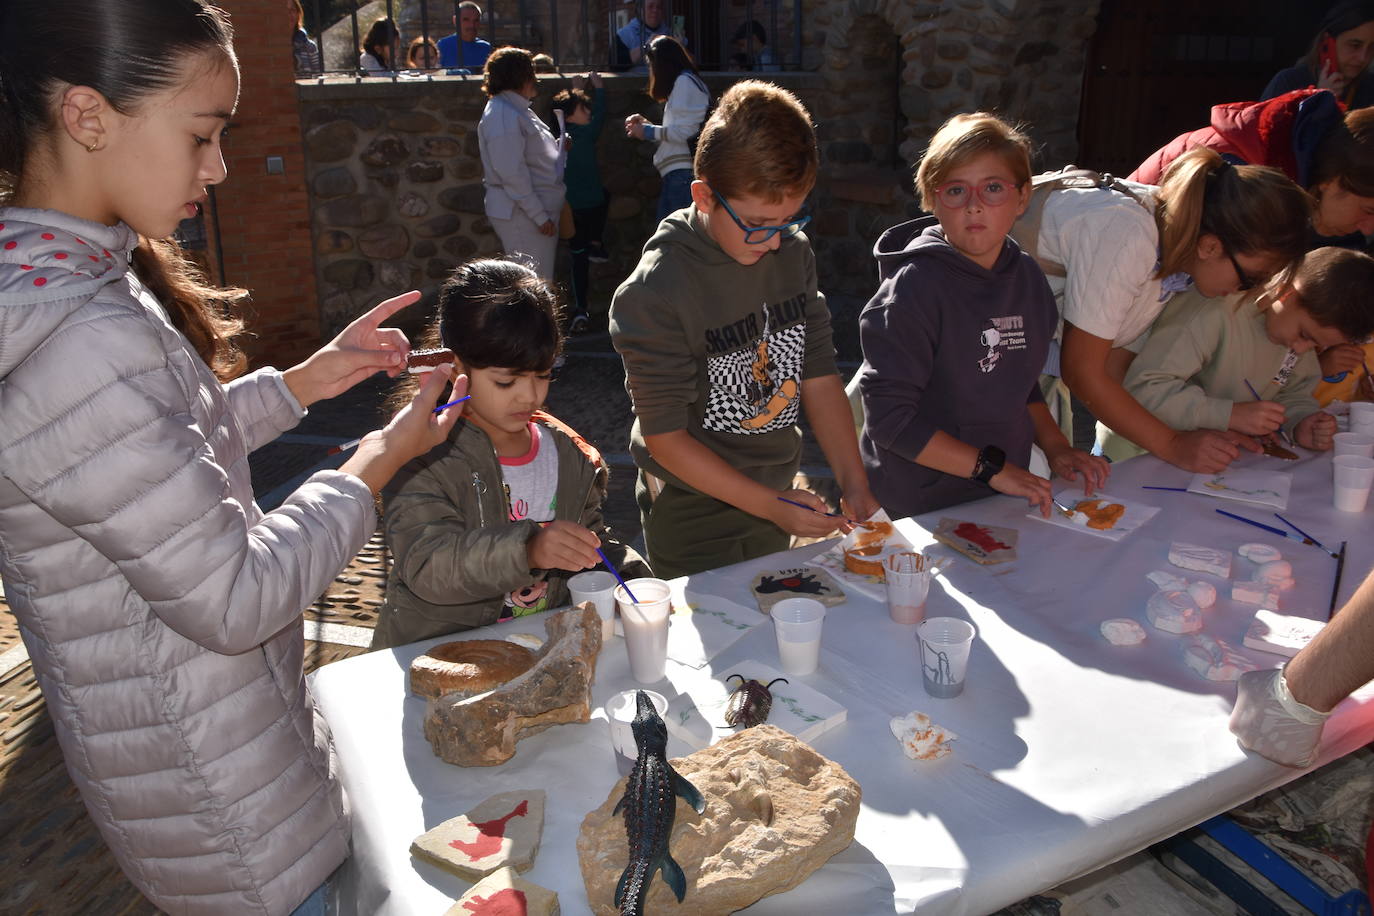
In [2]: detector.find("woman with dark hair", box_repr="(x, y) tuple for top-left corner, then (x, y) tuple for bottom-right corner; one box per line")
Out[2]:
(1263, 1), (1374, 109)
(478, 47), (565, 279)
(625, 34), (709, 220)
(359, 16), (399, 75)
(0, 1), (463, 912)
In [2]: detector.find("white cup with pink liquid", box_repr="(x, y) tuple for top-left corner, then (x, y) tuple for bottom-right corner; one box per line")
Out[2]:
(884, 551), (932, 625)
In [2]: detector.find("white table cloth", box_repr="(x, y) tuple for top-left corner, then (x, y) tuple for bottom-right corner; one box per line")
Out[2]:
(312, 449), (1374, 915)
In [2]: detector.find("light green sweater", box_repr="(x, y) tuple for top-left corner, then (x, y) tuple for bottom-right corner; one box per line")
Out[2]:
(1097, 289), (1321, 462)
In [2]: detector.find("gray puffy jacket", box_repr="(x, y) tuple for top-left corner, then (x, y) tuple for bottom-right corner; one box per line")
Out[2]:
(0, 209), (373, 914)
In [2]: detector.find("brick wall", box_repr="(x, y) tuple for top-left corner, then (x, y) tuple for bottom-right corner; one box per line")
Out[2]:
(216, 0), (322, 369)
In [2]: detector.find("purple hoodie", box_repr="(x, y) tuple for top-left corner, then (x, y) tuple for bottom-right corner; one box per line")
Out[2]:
(857, 217), (1058, 518)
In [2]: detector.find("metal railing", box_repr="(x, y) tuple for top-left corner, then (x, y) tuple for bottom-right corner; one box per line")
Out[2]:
(298, 0), (807, 79)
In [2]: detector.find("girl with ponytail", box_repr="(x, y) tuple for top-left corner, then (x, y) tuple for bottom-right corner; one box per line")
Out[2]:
(0, 1), (464, 911)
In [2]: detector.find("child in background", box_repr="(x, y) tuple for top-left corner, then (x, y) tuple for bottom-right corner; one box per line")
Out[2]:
(857, 113), (1108, 519)
(612, 81), (878, 579)
(551, 72), (610, 333)
(1098, 247), (1374, 461)
(407, 36), (439, 70)
(375, 259), (649, 648)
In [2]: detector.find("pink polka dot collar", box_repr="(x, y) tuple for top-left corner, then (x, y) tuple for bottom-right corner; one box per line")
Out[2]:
(0, 209), (135, 292)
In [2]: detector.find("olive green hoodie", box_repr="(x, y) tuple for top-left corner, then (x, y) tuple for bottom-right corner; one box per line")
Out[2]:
(610, 207), (838, 493)
(373, 411), (649, 648)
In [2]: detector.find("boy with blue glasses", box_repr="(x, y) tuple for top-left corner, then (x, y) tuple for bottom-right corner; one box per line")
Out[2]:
(610, 81), (877, 578)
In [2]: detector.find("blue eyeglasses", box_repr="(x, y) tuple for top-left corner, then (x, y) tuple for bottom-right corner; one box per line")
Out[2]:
(711, 188), (811, 245)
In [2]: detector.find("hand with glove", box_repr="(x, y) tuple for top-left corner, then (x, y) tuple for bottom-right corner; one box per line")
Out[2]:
(1229, 666), (1331, 768)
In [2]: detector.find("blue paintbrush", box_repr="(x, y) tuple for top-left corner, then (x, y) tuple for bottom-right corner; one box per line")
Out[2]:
(1273, 512), (1330, 555)
(1243, 378), (1295, 447)
(596, 547), (639, 604)
(432, 394), (472, 414)
(1215, 509), (1337, 557)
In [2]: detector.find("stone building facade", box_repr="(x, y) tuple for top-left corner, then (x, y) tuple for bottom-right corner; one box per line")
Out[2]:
(293, 0), (1101, 350)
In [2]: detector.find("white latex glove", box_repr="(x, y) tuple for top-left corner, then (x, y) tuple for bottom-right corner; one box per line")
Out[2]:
(1229, 667), (1331, 768)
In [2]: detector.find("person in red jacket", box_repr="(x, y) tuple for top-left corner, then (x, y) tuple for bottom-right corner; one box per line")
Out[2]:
(1131, 89), (1374, 383)
(1131, 90), (1374, 244)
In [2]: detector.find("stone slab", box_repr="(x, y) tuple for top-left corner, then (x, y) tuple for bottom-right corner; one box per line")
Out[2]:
(444, 866), (560, 915)
(412, 790), (546, 882)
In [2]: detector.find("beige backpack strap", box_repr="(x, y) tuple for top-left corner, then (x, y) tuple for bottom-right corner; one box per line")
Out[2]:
(1010, 166), (1151, 279)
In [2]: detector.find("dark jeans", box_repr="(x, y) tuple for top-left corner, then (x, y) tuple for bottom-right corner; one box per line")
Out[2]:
(568, 197), (609, 316)
(656, 168), (693, 222)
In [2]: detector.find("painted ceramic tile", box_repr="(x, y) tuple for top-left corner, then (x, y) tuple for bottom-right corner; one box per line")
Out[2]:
(1187, 469), (1292, 510)
(1027, 490), (1161, 542)
(664, 579), (767, 669)
(665, 660), (846, 749)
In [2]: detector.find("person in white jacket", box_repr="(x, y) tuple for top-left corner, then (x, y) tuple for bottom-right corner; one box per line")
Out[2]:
(0, 2), (464, 913)
(625, 35), (709, 222)
(479, 47), (566, 280)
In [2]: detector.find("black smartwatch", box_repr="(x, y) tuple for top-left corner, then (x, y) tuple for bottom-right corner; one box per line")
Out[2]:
(970, 445), (1006, 484)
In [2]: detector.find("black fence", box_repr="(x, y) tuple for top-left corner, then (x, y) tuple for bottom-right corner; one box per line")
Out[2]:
(297, 1), (806, 78)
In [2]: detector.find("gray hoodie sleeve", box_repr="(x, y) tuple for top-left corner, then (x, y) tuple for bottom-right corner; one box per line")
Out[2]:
(859, 270), (944, 461)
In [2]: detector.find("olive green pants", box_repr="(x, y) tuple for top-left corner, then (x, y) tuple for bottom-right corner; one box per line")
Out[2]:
(636, 473), (790, 579)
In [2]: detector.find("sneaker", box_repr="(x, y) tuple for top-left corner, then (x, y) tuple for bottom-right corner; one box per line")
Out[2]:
(586, 241), (610, 263)
(569, 311), (590, 335)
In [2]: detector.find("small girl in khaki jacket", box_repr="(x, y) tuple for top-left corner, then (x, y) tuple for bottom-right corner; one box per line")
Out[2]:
(373, 259), (650, 648)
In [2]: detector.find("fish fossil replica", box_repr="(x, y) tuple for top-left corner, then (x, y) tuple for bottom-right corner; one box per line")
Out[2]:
(613, 689), (706, 915)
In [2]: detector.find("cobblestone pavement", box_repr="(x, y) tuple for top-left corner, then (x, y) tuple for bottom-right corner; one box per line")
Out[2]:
(1, 316), (1370, 913)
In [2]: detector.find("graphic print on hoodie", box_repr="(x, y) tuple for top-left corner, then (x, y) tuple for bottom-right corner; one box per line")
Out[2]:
(856, 216), (1058, 518)
(702, 296), (806, 435)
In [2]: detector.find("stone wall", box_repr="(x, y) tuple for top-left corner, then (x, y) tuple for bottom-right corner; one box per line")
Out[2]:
(298, 71), (820, 337)
(802, 0), (1102, 310)
(295, 0), (1099, 350)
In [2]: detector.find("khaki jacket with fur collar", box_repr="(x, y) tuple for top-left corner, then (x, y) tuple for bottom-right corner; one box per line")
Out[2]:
(373, 411), (649, 648)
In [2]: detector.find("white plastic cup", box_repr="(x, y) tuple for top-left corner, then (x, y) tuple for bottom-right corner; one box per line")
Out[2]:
(1334, 432), (1374, 460)
(884, 552), (932, 625)
(569, 570), (618, 643)
(1333, 454), (1374, 512)
(615, 577), (672, 683)
(1351, 403), (1374, 436)
(918, 617), (976, 698)
(606, 689), (667, 776)
(770, 597), (826, 675)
